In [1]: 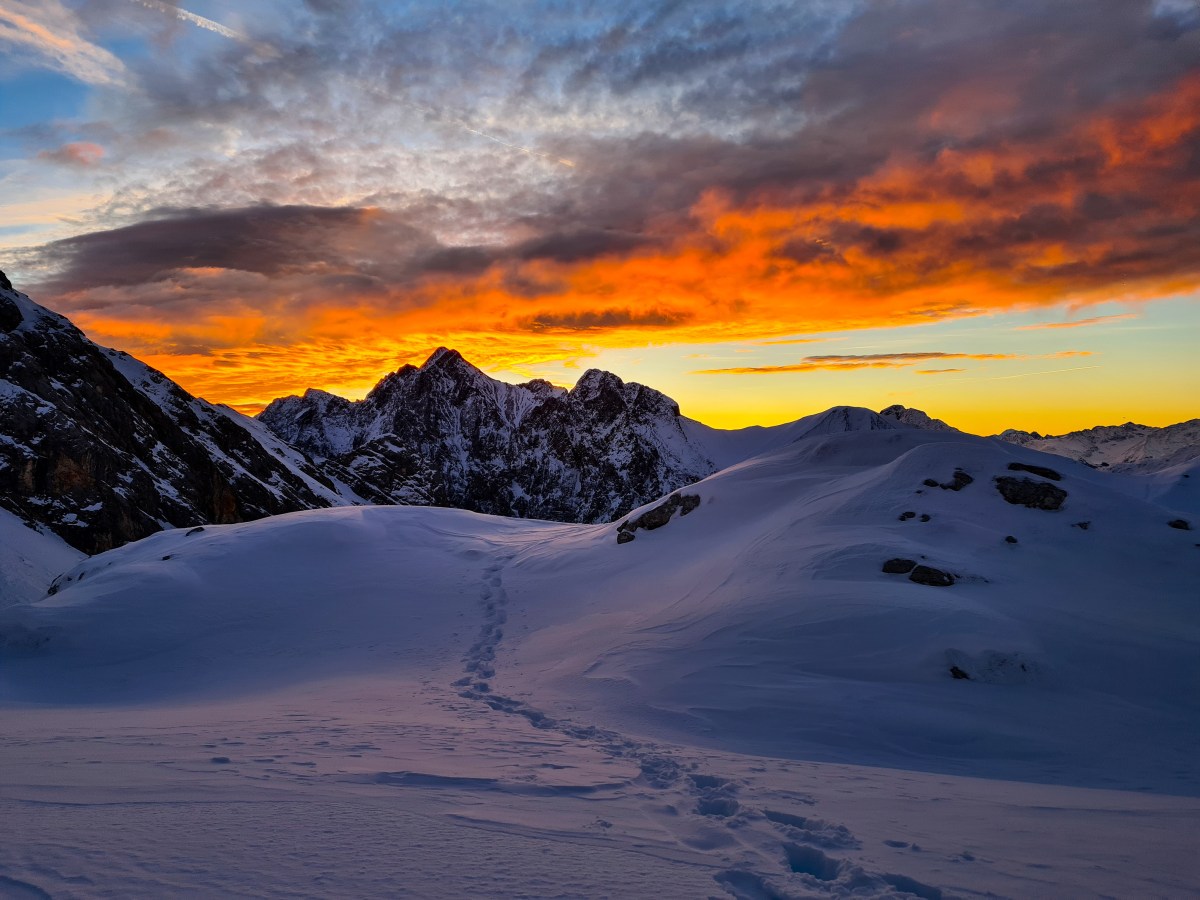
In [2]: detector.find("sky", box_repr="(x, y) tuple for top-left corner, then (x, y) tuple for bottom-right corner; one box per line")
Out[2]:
(1, 0), (1198, 434)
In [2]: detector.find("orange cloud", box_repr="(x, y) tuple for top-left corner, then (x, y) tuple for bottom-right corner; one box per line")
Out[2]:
(1016, 313), (1139, 330)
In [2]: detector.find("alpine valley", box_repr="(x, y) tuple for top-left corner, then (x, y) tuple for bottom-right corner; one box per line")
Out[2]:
(1, 279), (1198, 899)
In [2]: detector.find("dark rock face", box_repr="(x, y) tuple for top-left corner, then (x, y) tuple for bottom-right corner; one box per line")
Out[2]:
(0, 269), (13, 293)
(1168, 518), (1191, 530)
(994, 476), (1068, 510)
(0, 296), (20, 332)
(882, 558), (917, 574)
(1007, 461), (1062, 481)
(0, 287), (357, 554)
(949, 666), (972, 680)
(260, 348), (719, 524)
(616, 493), (700, 543)
(909, 565), (954, 586)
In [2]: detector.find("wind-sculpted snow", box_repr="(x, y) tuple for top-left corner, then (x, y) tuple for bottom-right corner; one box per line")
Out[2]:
(2, 426), (1198, 896)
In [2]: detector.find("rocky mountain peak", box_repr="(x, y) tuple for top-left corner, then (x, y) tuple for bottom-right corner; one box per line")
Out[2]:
(879, 404), (957, 432)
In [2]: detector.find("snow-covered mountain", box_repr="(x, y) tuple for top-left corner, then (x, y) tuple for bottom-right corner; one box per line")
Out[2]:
(0, 277), (374, 555)
(2, 420), (1196, 897)
(259, 349), (882, 523)
(996, 419), (1200, 473)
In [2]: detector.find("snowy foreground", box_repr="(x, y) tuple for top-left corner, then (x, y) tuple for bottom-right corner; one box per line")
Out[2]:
(2, 428), (1198, 898)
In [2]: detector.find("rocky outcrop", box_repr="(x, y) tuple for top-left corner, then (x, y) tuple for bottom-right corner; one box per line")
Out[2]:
(616, 493), (701, 543)
(0, 284), (359, 554)
(994, 476), (1068, 510)
(261, 348), (719, 524)
(878, 405), (957, 432)
(882, 558), (916, 574)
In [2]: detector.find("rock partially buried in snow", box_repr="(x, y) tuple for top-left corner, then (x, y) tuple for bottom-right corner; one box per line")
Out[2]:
(882, 558), (917, 574)
(994, 476), (1068, 510)
(909, 565), (954, 586)
(1007, 461), (1063, 481)
(616, 493), (700, 543)
(924, 469), (974, 491)
(1168, 518), (1191, 530)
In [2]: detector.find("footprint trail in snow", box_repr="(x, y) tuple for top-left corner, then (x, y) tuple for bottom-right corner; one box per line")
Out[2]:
(452, 554), (948, 900)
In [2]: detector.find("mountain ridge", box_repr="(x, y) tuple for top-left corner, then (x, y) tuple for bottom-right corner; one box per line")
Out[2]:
(2, 276), (1197, 558)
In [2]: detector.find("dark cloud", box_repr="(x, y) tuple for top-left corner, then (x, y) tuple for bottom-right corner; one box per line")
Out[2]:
(34, 205), (419, 294)
(523, 308), (692, 331)
(514, 229), (655, 263)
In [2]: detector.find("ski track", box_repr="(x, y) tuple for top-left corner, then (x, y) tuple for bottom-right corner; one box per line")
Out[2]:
(453, 553), (949, 900)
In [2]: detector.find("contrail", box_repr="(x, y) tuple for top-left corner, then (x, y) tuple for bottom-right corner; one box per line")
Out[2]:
(127, 0), (576, 168)
(132, 0), (246, 41)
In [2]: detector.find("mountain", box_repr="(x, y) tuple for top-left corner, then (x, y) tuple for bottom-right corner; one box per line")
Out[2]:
(0, 276), (372, 555)
(2, 421), (1195, 898)
(996, 419), (1200, 473)
(260, 348), (884, 523)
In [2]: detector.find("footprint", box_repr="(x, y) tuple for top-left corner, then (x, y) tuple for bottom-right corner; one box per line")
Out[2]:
(782, 843), (843, 881)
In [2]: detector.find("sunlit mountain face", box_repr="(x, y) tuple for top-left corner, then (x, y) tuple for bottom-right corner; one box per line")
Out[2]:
(2, 0), (1198, 432)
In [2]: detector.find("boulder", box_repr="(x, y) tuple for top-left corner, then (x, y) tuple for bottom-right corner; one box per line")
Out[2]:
(909, 565), (954, 586)
(994, 476), (1068, 510)
(882, 558), (917, 574)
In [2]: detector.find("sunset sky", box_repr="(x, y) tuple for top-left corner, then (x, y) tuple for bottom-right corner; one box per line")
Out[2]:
(2, 0), (1198, 433)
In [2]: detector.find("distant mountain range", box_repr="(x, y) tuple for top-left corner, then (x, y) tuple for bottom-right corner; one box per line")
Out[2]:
(2, 274), (1196, 561)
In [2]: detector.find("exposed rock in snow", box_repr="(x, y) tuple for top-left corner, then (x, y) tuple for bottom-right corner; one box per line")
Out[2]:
(1007, 461), (1063, 481)
(909, 564), (954, 586)
(616, 492), (700, 543)
(994, 475), (1069, 510)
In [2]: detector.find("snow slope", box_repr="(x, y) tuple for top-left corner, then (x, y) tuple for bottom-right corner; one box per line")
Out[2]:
(0, 508), (84, 608)
(2, 419), (1197, 897)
